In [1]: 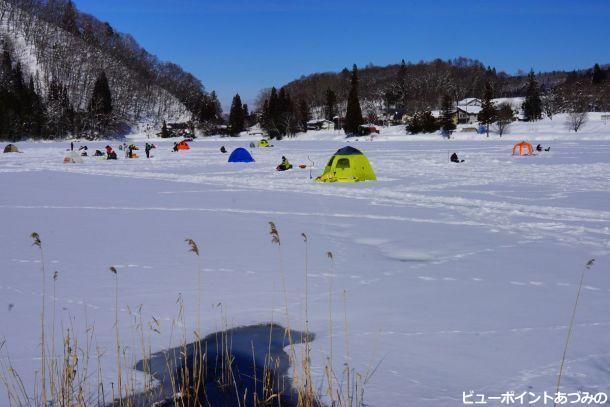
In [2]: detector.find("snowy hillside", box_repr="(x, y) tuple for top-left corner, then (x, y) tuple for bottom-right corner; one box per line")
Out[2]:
(0, 0), (191, 124)
(1, 130), (609, 405)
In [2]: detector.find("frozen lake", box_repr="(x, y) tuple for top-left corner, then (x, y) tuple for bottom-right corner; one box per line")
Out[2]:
(1, 137), (609, 405)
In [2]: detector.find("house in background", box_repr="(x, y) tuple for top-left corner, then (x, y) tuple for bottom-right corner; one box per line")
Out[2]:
(456, 98), (482, 124)
(307, 119), (335, 131)
(383, 107), (411, 125)
(247, 123), (266, 136)
(457, 98), (482, 107)
(431, 109), (459, 124)
(456, 105), (481, 124)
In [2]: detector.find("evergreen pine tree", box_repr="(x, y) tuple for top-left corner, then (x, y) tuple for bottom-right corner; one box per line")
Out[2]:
(228, 93), (245, 136)
(242, 103), (250, 127)
(198, 92), (221, 124)
(477, 81), (496, 136)
(344, 64), (363, 134)
(160, 120), (169, 138)
(90, 71), (112, 115)
(198, 96), (213, 123)
(407, 111), (439, 134)
(395, 59), (408, 107)
(62, 0), (79, 35)
(88, 71), (112, 135)
(592, 63), (606, 84)
(420, 111), (439, 133)
(260, 99), (270, 130)
(11, 62), (27, 136)
(298, 99), (310, 131)
(47, 79), (73, 137)
(521, 70), (542, 121)
(210, 91), (222, 122)
(265, 87), (279, 133)
(324, 88), (337, 121)
(0, 50), (13, 87)
(276, 87), (297, 136)
(439, 94), (456, 133)
(27, 77), (45, 137)
(406, 112), (422, 134)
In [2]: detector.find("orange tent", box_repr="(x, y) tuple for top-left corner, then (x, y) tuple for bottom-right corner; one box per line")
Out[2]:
(176, 141), (190, 150)
(512, 141), (533, 156)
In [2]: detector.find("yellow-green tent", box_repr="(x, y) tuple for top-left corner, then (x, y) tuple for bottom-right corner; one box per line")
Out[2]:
(257, 139), (270, 148)
(316, 146), (376, 183)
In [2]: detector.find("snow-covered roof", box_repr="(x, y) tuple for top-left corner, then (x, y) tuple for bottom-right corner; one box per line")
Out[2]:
(492, 97), (524, 107)
(307, 119), (333, 124)
(457, 105), (482, 115)
(458, 98), (481, 107)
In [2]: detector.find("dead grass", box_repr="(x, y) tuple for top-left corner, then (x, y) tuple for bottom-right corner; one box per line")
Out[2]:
(0, 229), (374, 406)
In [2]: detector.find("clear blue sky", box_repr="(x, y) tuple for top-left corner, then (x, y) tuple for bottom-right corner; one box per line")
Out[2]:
(73, 0), (610, 109)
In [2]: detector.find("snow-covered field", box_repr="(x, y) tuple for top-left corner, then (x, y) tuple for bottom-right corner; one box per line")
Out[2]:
(2, 118), (610, 405)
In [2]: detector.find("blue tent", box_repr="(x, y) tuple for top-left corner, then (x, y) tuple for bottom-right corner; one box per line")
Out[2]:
(228, 147), (255, 163)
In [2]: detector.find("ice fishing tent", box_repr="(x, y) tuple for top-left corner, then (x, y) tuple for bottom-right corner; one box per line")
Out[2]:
(512, 141), (533, 156)
(257, 139), (270, 148)
(316, 146), (376, 183)
(3, 144), (19, 153)
(64, 151), (84, 163)
(228, 147), (254, 163)
(176, 141), (190, 150)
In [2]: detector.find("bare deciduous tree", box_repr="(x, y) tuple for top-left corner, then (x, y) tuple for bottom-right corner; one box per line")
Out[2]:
(567, 111), (588, 132)
(495, 103), (515, 136)
(542, 90), (561, 120)
(565, 93), (589, 132)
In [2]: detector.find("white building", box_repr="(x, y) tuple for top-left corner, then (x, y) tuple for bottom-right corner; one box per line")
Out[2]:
(307, 119), (334, 131)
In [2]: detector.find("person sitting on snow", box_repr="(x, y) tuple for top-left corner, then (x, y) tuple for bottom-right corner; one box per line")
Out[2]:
(450, 152), (464, 163)
(536, 144), (543, 152)
(277, 156), (293, 171)
(127, 144), (137, 158)
(220, 146), (227, 153)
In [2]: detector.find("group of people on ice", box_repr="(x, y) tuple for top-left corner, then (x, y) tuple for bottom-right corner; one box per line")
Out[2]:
(68, 142), (158, 160)
(449, 142), (551, 164)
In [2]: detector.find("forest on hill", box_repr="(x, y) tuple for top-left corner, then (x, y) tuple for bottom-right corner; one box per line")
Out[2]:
(0, 0), (210, 140)
(270, 58), (609, 115)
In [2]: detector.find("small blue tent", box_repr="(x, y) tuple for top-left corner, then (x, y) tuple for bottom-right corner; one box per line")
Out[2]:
(228, 147), (255, 163)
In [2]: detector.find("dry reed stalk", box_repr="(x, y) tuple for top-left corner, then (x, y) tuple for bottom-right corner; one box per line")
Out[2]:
(49, 270), (58, 403)
(109, 266), (123, 406)
(553, 258), (595, 407)
(268, 222), (300, 392)
(185, 237), (206, 404)
(30, 232), (47, 406)
(325, 250), (335, 405)
(299, 232), (316, 406)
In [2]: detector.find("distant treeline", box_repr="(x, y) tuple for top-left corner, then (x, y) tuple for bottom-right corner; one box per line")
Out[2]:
(264, 58), (610, 117)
